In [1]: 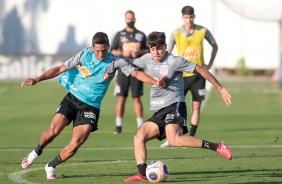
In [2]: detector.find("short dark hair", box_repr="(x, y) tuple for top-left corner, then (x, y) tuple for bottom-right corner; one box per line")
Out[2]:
(125, 10), (135, 17)
(92, 32), (109, 46)
(181, 6), (194, 15)
(147, 32), (166, 48)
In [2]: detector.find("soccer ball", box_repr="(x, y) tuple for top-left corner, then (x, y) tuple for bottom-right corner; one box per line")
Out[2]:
(146, 160), (169, 182)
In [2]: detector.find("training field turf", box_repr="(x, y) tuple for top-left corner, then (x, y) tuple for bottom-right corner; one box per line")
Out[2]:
(0, 78), (281, 184)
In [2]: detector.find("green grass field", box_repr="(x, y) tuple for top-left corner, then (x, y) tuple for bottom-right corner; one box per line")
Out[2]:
(0, 78), (281, 184)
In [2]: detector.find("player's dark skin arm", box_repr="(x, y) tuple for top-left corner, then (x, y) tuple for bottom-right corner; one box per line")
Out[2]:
(205, 43), (218, 70)
(194, 65), (231, 106)
(21, 64), (67, 87)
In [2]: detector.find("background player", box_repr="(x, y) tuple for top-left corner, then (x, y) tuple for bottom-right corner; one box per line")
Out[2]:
(161, 5), (218, 147)
(110, 10), (149, 134)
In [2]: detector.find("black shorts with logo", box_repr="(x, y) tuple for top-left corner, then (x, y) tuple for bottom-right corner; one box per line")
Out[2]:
(183, 74), (206, 101)
(146, 102), (188, 141)
(56, 93), (100, 132)
(114, 69), (143, 97)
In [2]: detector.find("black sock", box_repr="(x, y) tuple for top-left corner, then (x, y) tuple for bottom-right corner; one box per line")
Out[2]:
(189, 124), (198, 136)
(48, 154), (64, 168)
(137, 163), (147, 176)
(202, 140), (218, 151)
(34, 143), (45, 156)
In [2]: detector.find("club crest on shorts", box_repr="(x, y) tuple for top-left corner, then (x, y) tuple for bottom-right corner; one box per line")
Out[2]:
(165, 114), (175, 121)
(198, 89), (206, 96)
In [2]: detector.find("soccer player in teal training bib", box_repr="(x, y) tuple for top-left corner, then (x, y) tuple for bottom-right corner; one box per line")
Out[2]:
(20, 32), (166, 180)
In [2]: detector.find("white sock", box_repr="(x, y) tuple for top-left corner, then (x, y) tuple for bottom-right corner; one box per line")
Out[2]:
(136, 118), (143, 128)
(116, 117), (122, 127)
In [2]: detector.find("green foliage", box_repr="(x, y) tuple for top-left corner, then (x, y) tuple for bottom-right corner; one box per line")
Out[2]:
(0, 80), (281, 183)
(234, 57), (254, 76)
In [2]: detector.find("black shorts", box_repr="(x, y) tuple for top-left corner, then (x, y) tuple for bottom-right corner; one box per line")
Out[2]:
(183, 74), (206, 101)
(146, 102), (188, 141)
(56, 93), (100, 132)
(114, 69), (143, 97)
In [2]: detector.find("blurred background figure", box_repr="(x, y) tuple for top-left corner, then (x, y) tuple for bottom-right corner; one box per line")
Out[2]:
(110, 10), (149, 134)
(161, 5), (218, 147)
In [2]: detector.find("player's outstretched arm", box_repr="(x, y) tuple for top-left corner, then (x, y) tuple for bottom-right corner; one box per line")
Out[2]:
(131, 70), (166, 87)
(21, 64), (68, 88)
(194, 65), (231, 106)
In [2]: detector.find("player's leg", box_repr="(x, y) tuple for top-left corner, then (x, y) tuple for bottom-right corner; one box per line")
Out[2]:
(45, 105), (99, 180)
(190, 100), (202, 135)
(134, 121), (159, 164)
(114, 69), (129, 134)
(164, 101), (231, 160)
(124, 121), (160, 182)
(165, 123), (201, 147)
(45, 124), (93, 179)
(130, 75), (144, 128)
(183, 76), (191, 97)
(39, 113), (70, 147)
(189, 74), (206, 136)
(160, 77), (192, 148)
(21, 94), (73, 169)
(165, 124), (232, 160)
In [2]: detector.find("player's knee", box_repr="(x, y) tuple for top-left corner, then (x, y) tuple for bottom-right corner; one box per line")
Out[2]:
(134, 134), (141, 143)
(167, 137), (180, 147)
(134, 132), (146, 143)
(167, 139), (174, 146)
(132, 97), (141, 103)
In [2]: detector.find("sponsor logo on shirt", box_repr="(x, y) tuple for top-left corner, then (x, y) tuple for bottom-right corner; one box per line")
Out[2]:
(104, 73), (109, 81)
(77, 65), (91, 78)
(181, 49), (200, 59)
(150, 100), (164, 105)
(123, 42), (140, 51)
(61, 76), (78, 91)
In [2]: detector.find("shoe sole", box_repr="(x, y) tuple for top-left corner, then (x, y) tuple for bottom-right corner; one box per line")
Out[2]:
(47, 177), (57, 180)
(22, 163), (32, 169)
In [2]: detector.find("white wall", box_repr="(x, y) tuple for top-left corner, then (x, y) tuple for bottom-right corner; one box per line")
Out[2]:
(0, 0), (280, 69)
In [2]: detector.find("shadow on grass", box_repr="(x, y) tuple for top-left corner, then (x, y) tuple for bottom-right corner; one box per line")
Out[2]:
(56, 168), (282, 184)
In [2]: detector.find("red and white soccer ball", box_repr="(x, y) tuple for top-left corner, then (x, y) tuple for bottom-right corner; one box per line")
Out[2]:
(146, 160), (169, 183)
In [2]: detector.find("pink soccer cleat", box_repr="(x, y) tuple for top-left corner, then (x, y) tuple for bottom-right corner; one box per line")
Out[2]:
(124, 173), (148, 182)
(21, 150), (38, 168)
(216, 141), (232, 160)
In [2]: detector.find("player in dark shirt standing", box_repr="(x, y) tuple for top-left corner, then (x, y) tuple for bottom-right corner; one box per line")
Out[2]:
(110, 10), (148, 134)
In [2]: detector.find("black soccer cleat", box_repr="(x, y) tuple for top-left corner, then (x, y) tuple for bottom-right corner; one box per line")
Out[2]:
(113, 126), (122, 134)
